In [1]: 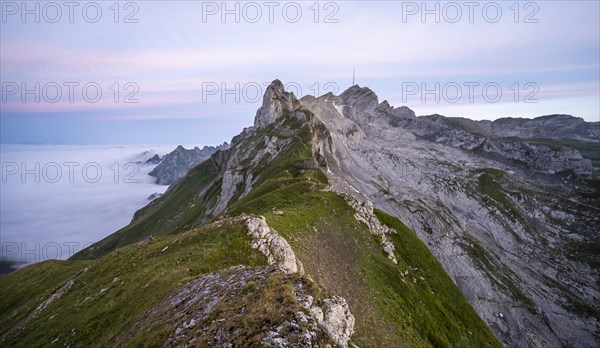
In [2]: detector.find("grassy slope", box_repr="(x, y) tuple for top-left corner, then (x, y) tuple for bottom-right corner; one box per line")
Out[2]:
(0, 220), (267, 347)
(71, 155), (226, 260)
(0, 260), (89, 336)
(72, 109), (315, 261)
(226, 173), (500, 347)
(125, 269), (335, 347)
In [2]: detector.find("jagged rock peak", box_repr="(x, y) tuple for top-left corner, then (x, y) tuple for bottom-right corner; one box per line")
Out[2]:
(393, 106), (416, 118)
(145, 154), (161, 165)
(253, 79), (299, 129)
(337, 85), (416, 122)
(339, 85), (379, 112)
(149, 142), (229, 185)
(376, 100), (416, 119)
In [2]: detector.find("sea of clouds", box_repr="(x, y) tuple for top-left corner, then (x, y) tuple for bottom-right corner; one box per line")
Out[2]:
(0, 144), (189, 269)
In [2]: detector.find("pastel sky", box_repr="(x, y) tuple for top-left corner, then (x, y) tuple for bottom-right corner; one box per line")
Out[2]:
(1, 0), (598, 145)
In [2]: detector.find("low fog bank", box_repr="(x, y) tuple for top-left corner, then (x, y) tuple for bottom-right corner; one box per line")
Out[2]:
(0, 144), (189, 269)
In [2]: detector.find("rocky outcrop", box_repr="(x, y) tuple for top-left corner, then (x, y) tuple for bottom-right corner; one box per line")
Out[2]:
(130, 150), (161, 164)
(313, 297), (355, 348)
(293, 282), (355, 348)
(477, 138), (591, 174)
(201, 213), (304, 275)
(345, 194), (397, 264)
(331, 87), (594, 176)
(254, 79), (300, 129)
(145, 154), (161, 164)
(149, 143), (229, 185)
(212, 170), (246, 214)
(126, 265), (353, 348)
(210, 88), (310, 216)
(489, 114), (599, 140)
(243, 215), (304, 274)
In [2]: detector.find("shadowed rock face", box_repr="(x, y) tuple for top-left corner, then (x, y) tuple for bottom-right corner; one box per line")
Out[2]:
(149, 143), (229, 185)
(144, 154), (161, 165)
(421, 114), (600, 141)
(489, 114), (599, 140)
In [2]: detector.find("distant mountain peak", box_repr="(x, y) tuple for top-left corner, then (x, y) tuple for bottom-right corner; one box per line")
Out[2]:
(339, 84), (379, 111)
(149, 142), (230, 185)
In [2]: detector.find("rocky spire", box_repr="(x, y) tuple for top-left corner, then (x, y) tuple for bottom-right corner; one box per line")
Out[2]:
(253, 80), (299, 129)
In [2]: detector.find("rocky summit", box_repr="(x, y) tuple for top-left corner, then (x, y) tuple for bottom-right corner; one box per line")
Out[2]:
(1, 80), (598, 347)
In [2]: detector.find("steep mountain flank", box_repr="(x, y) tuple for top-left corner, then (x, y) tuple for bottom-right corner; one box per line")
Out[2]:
(299, 86), (599, 347)
(421, 113), (600, 170)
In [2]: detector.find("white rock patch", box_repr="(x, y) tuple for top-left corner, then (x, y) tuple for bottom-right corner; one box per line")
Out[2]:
(294, 283), (356, 348)
(243, 215), (304, 275)
(346, 195), (398, 264)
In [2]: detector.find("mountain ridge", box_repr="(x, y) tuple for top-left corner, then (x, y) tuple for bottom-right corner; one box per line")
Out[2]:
(76, 80), (600, 346)
(2, 80), (598, 347)
(149, 142), (230, 185)
(421, 113), (599, 140)
(70, 80), (600, 347)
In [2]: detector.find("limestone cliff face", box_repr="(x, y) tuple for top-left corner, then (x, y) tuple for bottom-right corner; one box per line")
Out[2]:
(333, 87), (595, 176)
(254, 79), (300, 129)
(299, 86), (599, 348)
